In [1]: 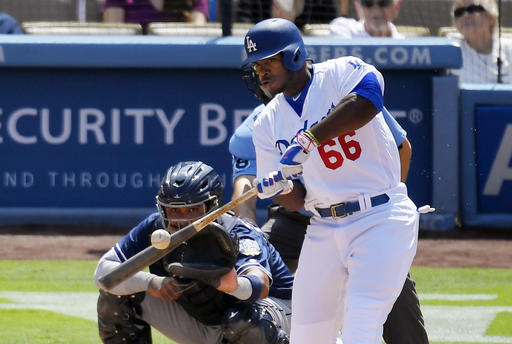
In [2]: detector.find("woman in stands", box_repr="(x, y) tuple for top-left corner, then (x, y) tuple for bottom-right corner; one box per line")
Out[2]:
(451, 0), (512, 83)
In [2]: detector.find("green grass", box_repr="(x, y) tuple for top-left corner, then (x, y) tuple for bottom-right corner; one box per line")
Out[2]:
(486, 312), (512, 337)
(0, 309), (170, 344)
(411, 267), (512, 306)
(0, 260), (98, 292)
(0, 309), (99, 344)
(1, 262), (511, 344)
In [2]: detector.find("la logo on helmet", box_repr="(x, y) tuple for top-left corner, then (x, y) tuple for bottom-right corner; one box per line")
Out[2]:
(246, 36), (257, 53)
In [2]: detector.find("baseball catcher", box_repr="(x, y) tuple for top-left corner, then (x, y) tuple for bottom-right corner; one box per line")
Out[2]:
(94, 161), (293, 344)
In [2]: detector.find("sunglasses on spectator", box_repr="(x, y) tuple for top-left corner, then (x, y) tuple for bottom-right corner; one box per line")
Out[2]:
(453, 4), (486, 18)
(360, 0), (393, 8)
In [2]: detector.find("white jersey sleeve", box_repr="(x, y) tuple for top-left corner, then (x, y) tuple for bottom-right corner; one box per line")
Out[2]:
(330, 57), (385, 98)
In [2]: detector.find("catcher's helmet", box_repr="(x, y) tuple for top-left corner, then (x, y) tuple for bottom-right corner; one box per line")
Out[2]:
(242, 18), (307, 71)
(241, 64), (273, 104)
(156, 161), (223, 229)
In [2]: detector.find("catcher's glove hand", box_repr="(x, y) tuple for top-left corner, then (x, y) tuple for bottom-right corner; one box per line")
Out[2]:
(164, 222), (239, 288)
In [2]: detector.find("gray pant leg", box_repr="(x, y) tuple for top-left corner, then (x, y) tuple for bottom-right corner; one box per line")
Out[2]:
(383, 274), (429, 344)
(140, 292), (223, 344)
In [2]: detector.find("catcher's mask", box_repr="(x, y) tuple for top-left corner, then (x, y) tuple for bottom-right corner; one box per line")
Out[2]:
(156, 161), (223, 231)
(241, 64), (273, 105)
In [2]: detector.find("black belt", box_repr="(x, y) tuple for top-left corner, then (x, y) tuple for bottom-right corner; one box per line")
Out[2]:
(316, 193), (390, 218)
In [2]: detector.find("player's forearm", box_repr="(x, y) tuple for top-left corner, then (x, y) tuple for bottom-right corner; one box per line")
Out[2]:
(398, 137), (412, 183)
(274, 180), (305, 212)
(226, 267), (270, 301)
(309, 94), (377, 144)
(243, 268), (270, 299)
(232, 175), (258, 224)
(94, 248), (154, 295)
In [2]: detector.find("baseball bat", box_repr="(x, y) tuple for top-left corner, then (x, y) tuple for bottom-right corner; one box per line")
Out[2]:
(98, 186), (258, 290)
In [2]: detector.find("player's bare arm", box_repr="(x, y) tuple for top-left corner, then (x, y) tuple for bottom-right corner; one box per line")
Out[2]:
(232, 174), (258, 224)
(216, 267), (239, 293)
(399, 137), (412, 182)
(221, 266), (271, 300)
(242, 267), (271, 299)
(274, 180), (306, 212)
(309, 93), (378, 144)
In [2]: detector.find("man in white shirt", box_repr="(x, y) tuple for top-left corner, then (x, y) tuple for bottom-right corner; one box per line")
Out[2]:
(330, 0), (404, 38)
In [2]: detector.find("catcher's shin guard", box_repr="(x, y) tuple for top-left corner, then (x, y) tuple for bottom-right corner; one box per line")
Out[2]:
(97, 289), (152, 344)
(221, 302), (289, 344)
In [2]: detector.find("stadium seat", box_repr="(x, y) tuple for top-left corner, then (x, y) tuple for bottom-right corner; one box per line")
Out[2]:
(147, 22), (253, 36)
(147, 22), (222, 36)
(21, 22), (142, 35)
(302, 24), (330, 37)
(438, 26), (461, 38)
(232, 23), (254, 36)
(396, 26), (431, 37)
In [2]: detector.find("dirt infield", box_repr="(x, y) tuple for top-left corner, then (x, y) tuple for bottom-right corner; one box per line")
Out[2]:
(1, 224), (512, 268)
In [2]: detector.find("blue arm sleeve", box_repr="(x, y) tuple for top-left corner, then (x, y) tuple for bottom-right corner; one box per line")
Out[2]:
(350, 72), (384, 113)
(228, 104), (264, 160)
(232, 156), (257, 182)
(382, 107), (407, 147)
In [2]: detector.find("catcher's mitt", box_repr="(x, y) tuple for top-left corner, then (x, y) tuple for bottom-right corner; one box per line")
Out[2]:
(164, 221), (239, 288)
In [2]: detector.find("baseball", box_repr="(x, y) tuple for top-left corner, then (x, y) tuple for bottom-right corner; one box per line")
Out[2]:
(151, 229), (171, 250)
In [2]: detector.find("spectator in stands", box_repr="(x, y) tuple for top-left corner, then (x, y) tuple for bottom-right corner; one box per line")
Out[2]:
(236, 0), (337, 30)
(0, 12), (23, 34)
(329, 0), (403, 38)
(450, 0), (512, 83)
(103, 0), (209, 34)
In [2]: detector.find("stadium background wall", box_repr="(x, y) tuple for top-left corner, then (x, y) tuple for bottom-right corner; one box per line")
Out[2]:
(0, 35), (510, 230)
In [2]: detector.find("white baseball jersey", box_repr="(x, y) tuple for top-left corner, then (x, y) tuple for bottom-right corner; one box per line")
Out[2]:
(253, 57), (401, 214)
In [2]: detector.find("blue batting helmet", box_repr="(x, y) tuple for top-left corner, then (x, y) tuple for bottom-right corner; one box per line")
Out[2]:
(242, 18), (307, 71)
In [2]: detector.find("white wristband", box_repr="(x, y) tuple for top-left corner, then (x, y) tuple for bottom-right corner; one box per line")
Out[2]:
(226, 276), (252, 300)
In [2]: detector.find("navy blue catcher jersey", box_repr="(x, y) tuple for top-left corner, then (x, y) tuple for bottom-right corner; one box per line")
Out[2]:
(114, 212), (293, 299)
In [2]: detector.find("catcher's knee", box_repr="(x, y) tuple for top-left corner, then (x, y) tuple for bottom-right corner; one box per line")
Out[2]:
(221, 302), (289, 344)
(97, 289), (152, 344)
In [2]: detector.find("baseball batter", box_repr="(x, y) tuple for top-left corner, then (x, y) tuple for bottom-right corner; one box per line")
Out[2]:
(230, 66), (428, 344)
(243, 18), (420, 344)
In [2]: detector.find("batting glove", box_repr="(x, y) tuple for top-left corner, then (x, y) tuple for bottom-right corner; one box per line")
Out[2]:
(279, 130), (319, 179)
(256, 171), (293, 200)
